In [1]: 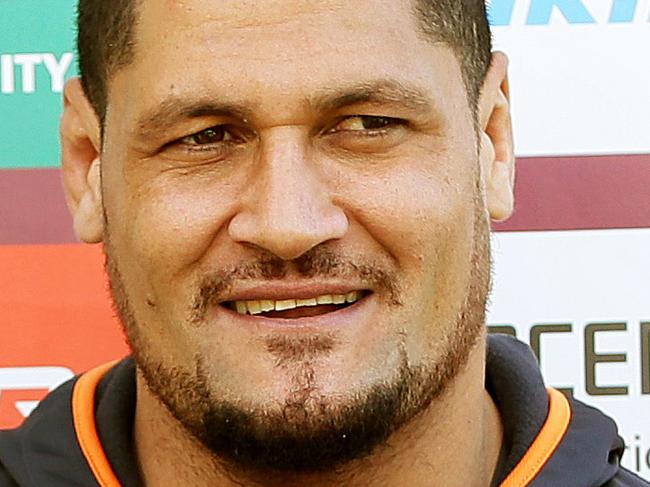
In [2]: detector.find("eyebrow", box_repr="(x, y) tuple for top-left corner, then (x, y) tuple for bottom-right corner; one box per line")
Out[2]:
(134, 99), (256, 141)
(309, 80), (434, 114)
(133, 79), (435, 140)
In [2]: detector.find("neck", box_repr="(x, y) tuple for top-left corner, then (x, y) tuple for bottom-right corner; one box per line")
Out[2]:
(133, 340), (503, 487)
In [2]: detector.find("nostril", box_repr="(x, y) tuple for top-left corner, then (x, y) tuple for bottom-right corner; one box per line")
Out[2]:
(227, 191), (349, 261)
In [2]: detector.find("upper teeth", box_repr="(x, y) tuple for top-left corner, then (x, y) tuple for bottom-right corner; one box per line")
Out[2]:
(233, 292), (361, 315)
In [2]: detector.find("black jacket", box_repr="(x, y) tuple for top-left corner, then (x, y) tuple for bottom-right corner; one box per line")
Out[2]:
(1, 335), (648, 486)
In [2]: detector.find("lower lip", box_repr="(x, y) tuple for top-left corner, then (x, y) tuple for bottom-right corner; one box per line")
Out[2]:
(212, 294), (375, 332)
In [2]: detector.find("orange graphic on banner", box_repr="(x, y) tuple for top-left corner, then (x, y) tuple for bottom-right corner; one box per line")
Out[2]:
(0, 244), (128, 428)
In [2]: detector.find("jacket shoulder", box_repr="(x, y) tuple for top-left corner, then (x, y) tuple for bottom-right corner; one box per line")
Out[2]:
(0, 375), (88, 486)
(0, 359), (135, 487)
(0, 461), (19, 486)
(604, 467), (650, 486)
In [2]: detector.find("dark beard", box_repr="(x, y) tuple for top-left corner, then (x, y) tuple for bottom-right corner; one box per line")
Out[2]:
(104, 202), (491, 474)
(137, 353), (437, 472)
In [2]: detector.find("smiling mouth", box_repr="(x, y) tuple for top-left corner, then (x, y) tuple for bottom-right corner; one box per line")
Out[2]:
(222, 291), (370, 319)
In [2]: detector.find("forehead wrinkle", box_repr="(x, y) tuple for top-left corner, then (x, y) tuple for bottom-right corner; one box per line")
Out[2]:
(167, 0), (348, 31)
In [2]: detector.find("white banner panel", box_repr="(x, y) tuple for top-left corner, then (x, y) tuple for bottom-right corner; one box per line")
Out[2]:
(490, 228), (650, 478)
(491, 0), (650, 157)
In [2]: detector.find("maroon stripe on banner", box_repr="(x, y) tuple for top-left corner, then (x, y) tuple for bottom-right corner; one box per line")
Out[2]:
(0, 154), (649, 245)
(494, 153), (650, 232)
(0, 168), (77, 245)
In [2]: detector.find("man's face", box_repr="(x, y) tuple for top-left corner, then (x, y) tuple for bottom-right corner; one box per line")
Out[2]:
(100, 0), (491, 471)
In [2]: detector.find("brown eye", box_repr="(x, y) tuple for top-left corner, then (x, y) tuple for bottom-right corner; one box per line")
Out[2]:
(183, 126), (233, 146)
(334, 116), (400, 132)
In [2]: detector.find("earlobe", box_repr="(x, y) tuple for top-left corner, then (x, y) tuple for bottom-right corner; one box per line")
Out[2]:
(60, 78), (104, 243)
(478, 52), (516, 222)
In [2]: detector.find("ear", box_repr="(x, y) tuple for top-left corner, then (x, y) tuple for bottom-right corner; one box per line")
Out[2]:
(60, 78), (104, 243)
(478, 51), (515, 222)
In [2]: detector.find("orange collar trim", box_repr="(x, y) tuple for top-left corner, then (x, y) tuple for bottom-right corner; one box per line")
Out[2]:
(499, 388), (572, 487)
(72, 360), (122, 487)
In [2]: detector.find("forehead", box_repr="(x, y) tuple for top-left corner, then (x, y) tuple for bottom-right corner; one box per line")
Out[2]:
(136, 0), (420, 52)
(107, 0), (467, 126)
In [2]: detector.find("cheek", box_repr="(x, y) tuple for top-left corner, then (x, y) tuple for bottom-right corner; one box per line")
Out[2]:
(339, 153), (476, 272)
(103, 165), (242, 303)
(134, 183), (227, 261)
(336, 152), (478, 343)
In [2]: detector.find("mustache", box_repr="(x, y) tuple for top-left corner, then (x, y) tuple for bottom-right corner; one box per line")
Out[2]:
(190, 246), (402, 323)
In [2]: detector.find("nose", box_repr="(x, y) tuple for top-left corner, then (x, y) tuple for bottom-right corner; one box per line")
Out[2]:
(228, 127), (348, 260)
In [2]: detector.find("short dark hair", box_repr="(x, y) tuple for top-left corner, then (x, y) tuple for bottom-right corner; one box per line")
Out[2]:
(77, 0), (491, 124)
(413, 0), (492, 116)
(77, 0), (139, 123)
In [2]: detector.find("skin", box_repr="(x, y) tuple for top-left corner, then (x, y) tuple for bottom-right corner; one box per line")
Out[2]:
(60, 0), (515, 485)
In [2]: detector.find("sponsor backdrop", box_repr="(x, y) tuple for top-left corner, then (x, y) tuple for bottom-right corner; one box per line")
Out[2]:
(1, 0), (649, 479)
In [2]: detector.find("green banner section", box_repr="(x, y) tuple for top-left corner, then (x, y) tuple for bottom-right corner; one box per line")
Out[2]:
(0, 0), (78, 169)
